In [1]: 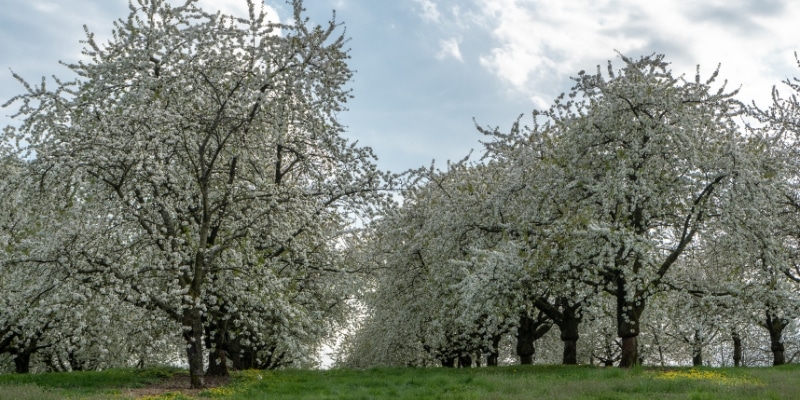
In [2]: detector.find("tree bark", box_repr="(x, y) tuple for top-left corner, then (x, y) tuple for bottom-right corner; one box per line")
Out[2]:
(691, 329), (703, 367)
(441, 356), (456, 368)
(765, 311), (787, 366)
(616, 282), (645, 368)
(732, 331), (742, 367)
(458, 354), (473, 368)
(13, 351), (31, 374)
(516, 312), (552, 365)
(535, 297), (583, 365)
(206, 321), (230, 377)
(486, 335), (501, 367)
(207, 347), (229, 377)
(691, 349), (703, 367)
(183, 310), (206, 388)
(560, 307), (580, 365)
(68, 350), (85, 372)
(227, 334), (256, 370)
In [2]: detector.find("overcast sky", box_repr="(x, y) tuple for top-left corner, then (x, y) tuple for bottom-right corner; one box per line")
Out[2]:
(2, 0), (799, 173)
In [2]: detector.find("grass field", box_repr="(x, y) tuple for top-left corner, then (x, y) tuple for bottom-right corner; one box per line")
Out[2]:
(0, 364), (798, 399)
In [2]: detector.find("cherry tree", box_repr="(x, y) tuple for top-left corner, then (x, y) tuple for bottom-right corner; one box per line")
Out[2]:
(485, 54), (749, 367)
(5, 0), (387, 386)
(0, 155), (177, 373)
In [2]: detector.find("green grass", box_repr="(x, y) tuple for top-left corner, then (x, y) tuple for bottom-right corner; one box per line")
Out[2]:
(1, 364), (799, 399)
(0, 366), (184, 399)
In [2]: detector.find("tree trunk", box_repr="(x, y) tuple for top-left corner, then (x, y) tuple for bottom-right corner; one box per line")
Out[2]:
(486, 335), (501, 367)
(616, 279), (645, 368)
(535, 297), (583, 365)
(227, 334), (255, 370)
(765, 311), (787, 366)
(458, 354), (472, 368)
(441, 356), (456, 368)
(206, 321), (229, 377)
(207, 347), (229, 377)
(516, 316), (535, 365)
(13, 351), (31, 374)
(516, 312), (552, 365)
(732, 331), (742, 367)
(691, 329), (703, 367)
(560, 308), (580, 365)
(183, 310), (206, 388)
(68, 350), (85, 372)
(691, 349), (703, 367)
(619, 336), (638, 367)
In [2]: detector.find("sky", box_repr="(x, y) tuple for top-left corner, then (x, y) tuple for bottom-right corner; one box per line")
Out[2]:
(2, 0), (800, 174)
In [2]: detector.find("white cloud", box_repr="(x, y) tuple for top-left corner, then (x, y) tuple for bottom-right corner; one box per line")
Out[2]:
(413, 0), (442, 23)
(196, 0), (280, 23)
(470, 0), (800, 106)
(437, 37), (463, 62)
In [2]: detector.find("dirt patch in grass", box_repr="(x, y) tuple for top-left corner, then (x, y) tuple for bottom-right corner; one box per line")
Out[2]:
(122, 374), (231, 399)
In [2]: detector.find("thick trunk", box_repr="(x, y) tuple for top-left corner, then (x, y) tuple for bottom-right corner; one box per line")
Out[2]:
(616, 279), (645, 368)
(560, 308), (580, 365)
(771, 342), (786, 366)
(206, 321), (229, 377)
(227, 335), (255, 370)
(562, 339), (578, 365)
(207, 347), (229, 377)
(619, 336), (638, 367)
(458, 354), (473, 368)
(68, 351), (85, 372)
(13, 352), (31, 374)
(441, 356), (456, 368)
(183, 310), (206, 388)
(765, 311), (787, 366)
(691, 350), (703, 367)
(516, 315), (536, 365)
(732, 331), (742, 367)
(486, 335), (501, 367)
(516, 312), (552, 365)
(516, 320), (535, 365)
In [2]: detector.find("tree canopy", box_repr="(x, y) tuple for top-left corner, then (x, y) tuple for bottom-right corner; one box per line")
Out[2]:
(2, 0), (800, 384)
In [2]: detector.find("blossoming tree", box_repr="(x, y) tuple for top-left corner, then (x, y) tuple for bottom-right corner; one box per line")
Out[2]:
(5, 0), (388, 387)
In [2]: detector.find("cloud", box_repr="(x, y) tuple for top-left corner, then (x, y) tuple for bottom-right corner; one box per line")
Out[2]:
(461, 0), (800, 106)
(474, 0), (647, 105)
(437, 37), (463, 62)
(413, 0), (441, 23)
(196, 0), (280, 23)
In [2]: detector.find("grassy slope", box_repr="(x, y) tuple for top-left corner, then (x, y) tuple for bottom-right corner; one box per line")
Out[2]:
(1, 364), (798, 400)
